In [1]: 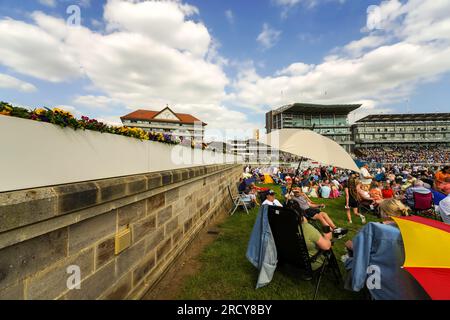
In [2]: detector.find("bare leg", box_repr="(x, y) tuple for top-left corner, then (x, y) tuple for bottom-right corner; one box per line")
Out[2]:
(346, 208), (352, 223)
(313, 214), (330, 228)
(320, 212), (336, 229)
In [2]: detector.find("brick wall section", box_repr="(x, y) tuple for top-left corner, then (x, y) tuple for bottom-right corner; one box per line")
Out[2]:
(0, 164), (242, 300)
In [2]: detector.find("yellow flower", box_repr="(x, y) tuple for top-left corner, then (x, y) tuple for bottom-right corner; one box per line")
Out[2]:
(35, 108), (46, 115)
(53, 107), (73, 118)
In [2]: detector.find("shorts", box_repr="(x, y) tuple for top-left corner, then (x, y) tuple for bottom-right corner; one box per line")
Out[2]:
(304, 207), (321, 219)
(348, 195), (358, 209)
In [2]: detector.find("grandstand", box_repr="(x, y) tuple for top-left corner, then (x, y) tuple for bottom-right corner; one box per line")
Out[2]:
(353, 113), (450, 148)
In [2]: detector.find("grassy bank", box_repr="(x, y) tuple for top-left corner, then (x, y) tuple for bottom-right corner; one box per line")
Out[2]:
(178, 184), (381, 300)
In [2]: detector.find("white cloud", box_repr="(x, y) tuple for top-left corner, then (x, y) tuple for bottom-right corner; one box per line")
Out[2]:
(0, 74), (37, 93)
(73, 95), (121, 110)
(0, 17), (82, 82)
(225, 10), (234, 25)
(232, 0), (450, 116)
(0, 0), (251, 132)
(257, 23), (281, 50)
(104, 0), (209, 57)
(38, 0), (57, 7)
(273, 0), (300, 7)
(96, 115), (123, 127)
(275, 62), (313, 76)
(273, 0), (347, 17)
(343, 35), (387, 57)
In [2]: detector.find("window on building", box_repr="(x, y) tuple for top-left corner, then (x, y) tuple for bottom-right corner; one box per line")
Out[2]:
(335, 115), (347, 126)
(321, 115), (334, 125)
(304, 115), (311, 126)
(311, 115), (321, 126)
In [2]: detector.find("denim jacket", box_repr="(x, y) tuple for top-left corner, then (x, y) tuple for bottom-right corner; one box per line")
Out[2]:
(344, 222), (429, 300)
(246, 205), (278, 289)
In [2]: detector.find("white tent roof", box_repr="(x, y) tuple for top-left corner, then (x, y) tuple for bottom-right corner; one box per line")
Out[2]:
(262, 129), (359, 172)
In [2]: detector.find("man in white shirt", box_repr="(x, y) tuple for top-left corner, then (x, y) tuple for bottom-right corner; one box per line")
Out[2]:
(360, 163), (373, 185)
(262, 190), (283, 207)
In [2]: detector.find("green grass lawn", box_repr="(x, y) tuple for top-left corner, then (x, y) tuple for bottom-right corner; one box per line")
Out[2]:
(177, 184), (381, 300)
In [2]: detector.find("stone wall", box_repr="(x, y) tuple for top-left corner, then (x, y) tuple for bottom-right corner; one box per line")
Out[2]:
(0, 164), (242, 300)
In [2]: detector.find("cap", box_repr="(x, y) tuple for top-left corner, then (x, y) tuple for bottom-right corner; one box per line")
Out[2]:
(267, 189), (276, 195)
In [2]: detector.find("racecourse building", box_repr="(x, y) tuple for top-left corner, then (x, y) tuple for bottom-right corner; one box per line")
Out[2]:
(121, 106), (206, 142)
(352, 113), (450, 149)
(266, 103), (361, 153)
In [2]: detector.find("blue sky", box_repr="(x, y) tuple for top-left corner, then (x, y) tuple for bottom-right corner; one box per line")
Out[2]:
(0, 0), (449, 137)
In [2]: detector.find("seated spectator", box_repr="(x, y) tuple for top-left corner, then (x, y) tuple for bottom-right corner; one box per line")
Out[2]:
(387, 172), (396, 182)
(248, 183), (260, 206)
(299, 215), (332, 271)
(378, 198), (409, 220)
(289, 188), (347, 238)
(369, 181), (383, 203)
(320, 181), (331, 199)
(308, 180), (319, 198)
(401, 176), (415, 192)
(262, 190), (283, 207)
(357, 183), (376, 207)
(405, 180), (431, 209)
(381, 182), (394, 199)
(285, 176), (293, 190)
(238, 178), (247, 193)
(435, 166), (450, 193)
(440, 177), (450, 194)
(301, 185), (310, 194)
(329, 184), (340, 199)
(391, 179), (402, 197)
(436, 188), (450, 225)
(331, 177), (342, 190)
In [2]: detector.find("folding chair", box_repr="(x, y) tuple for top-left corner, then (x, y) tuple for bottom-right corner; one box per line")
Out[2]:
(267, 205), (342, 300)
(227, 185), (250, 215)
(412, 192), (438, 220)
(358, 199), (379, 217)
(430, 189), (446, 206)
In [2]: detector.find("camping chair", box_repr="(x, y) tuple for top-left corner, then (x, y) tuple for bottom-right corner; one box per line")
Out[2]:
(358, 199), (379, 217)
(411, 192), (438, 220)
(267, 205), (342, 300)
(227, 185), (250, 215)
(430, 189), (446, 206)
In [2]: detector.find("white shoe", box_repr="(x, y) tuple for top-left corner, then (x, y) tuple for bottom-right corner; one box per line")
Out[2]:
(359, 214), (366, 224)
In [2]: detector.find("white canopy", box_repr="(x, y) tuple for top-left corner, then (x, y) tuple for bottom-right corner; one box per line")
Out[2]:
(262, 129), (360, 172)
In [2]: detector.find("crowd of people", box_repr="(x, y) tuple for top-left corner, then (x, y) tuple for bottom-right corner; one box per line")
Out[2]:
(242, 150), (449, 300)
(240, 163), (450, 224)
(356, 146), (449, 164)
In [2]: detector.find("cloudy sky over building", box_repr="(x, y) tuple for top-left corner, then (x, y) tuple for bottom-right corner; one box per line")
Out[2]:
(1, 0), (449, 136)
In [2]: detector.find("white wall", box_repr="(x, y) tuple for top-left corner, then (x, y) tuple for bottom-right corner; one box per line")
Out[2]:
(0, 116), (242, 192)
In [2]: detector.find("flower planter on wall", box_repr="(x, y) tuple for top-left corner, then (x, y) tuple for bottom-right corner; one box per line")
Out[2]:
(0, 115), (242, 192)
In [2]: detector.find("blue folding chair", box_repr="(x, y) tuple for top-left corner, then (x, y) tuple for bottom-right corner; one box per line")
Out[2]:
(431, 189), (446, 206)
